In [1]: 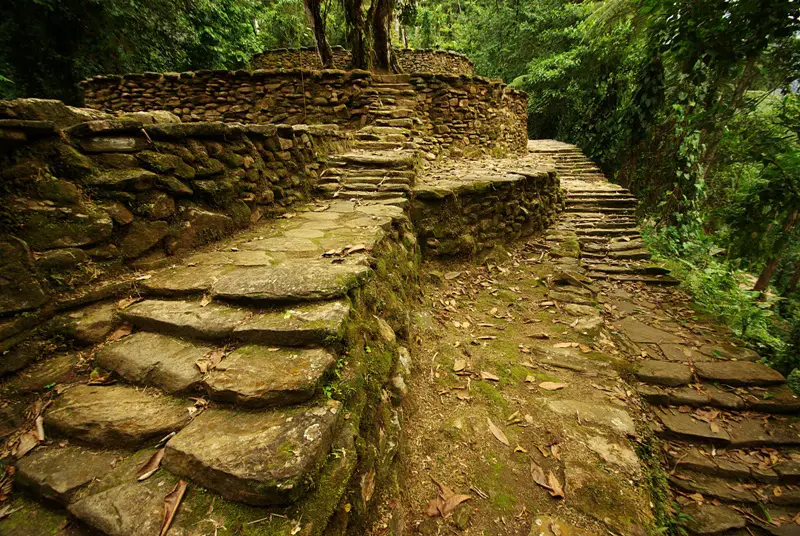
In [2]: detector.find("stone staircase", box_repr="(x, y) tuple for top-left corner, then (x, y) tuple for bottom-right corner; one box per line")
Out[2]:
(317, 75), (421, 203)
(526, 139), (605, 182)
(9, 199), (416, 535)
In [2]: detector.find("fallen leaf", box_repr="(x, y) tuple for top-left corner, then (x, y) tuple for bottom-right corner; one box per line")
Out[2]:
(547, 471), (565, 498)
(0, 467), (15, 501)
(444, 271), (461, 280)
(200, 294), (212, 307)
(14, 431), (38, 458)
(553, 342), (578, 349)
(539, 382), (567, 391)
(525, 374), (536, 383)
(424, 499), (440, 517)
(551, 444), (561, 461)
(530, 461), (551, 491)
(480, 371), (500, 382)
(160, 480), (188, 536)
(487, 418), (510, 446)
(107, 323), (133, 342)
(439, 494), (471, 516)
(361, 470), (375, 507)
(137, 448), (165, 481)
(514, 445), (528, 453)
(117, 296), (141, 309)
(453, 359), (466, 372)
(88, 368), (115, 385)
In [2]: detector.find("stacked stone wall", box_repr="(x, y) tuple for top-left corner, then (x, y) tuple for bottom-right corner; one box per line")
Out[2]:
(412, 169), (563, 257)
(249, 47), (475, 75)
(80, 69), (377, 126)
(411, 73), (529, 158)
(0, 100), (350, 320)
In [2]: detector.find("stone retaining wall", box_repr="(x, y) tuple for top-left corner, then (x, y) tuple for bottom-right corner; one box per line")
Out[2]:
(412, 168), (563, 257)
(80, 69), (376, 126)
(411, 73), (529, 158)
(249, 47), (475, 75)
(0, 100), (350, 319)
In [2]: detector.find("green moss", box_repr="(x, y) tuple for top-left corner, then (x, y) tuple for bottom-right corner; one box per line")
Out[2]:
(491, 491), (518, 513)
(473, 380), (509, 411)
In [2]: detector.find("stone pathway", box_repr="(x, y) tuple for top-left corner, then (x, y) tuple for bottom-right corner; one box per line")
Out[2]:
(317, 74), (421, 203)
(2, 197), (416, 535)
(537, 142), (800, 535)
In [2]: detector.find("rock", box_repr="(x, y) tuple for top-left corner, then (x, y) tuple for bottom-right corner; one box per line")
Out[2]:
(680, 503), (746, 535)
(571, 315), (604, 334)
(121, 299), (249, 340)
(694, 361), (785, 386)
(697, 342), (760, 362)
(586, 436), (640, 475)
(164, 399), (342, 505)
(375, 316), (396, 343)
(204, 346), (336, 407)
(0, 240), (49, 315)
(4, 354), (78, 394)
(15, 445), (119, 504)
(613, 317), (683, 344)
(669, 471), (758, 503)
(118, 220), (168, 258)
(658, 343), (709, 362)
(563, 303), (597, 316)
(211, 262), (373, 303)
(45, 385), (191, 446)
(0, 339), (48, 377)
(96, 332), (206, 394)
(84, 169), (156, 190)
(34, 248), (88, 272)
(132, 191), (174, 219)
(79, 136), (148, 153)
(548, 290), (594, 306)
(634, 360), (692, 387)
(727, 417), (800, 447)
(140, 265), (233, 296)
(545, 399), (635, 435)
(0, 98), (110, 128)
(166, 207), (234, 254)
(233, 299), (351, 346)
(654, 407), (730, 443)
(16, 199), (113, 250)
(155, 175), (193, 195)
(53, 300), (118, 344)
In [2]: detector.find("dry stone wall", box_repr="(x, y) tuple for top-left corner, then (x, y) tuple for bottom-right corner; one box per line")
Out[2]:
(411, 73), (529, 158)
(80, 69), (376, 126)
(249, 47), (475, 75)
(412, 168), (563, 257)
(0, 99), (350, 320)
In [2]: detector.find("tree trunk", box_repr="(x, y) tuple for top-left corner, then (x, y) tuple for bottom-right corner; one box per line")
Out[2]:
(788, 262), (800, 294)
(342, 0), (369, 70)
(303, 0), (333, 68)
(754, 209), (800, 293)
(369, 0), (396, 72)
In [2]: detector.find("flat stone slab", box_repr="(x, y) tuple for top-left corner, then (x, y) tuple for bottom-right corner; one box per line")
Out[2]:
(164, 400), (342, 505)
(745, 385), (800, 413)
(680, 503), (746, 534)
(546, 399), (635, 435)
(140, 265), (233, 296)
(694, 361), (785, 386)
(659, 343), (709, 362)
(635, 360), (692, 387)
(96, 332), (206, 394)
(45, 385), (191, 446)
(613, 317), (683, 344)
(654, 408), (730, 444)
(669, 471), (758, 503)
(698, 342), (760, 362)
(204, 346), (336, 407)
(121, 299), (249, 340)
(211, 262), (372, 303)
(727, 417), (800, 448)
(233, 299), (350, 346)
(16, 445), (119, 504)
(3, 353), (78, 393)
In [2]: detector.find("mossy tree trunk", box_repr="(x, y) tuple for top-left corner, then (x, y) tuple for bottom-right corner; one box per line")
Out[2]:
(342, 0), (370, 70)
(303, 0), (334, 68)
(368, 0), (400, 72)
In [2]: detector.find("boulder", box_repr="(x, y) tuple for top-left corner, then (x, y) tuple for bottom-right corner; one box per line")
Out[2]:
(118, 220), (168, 258)
(0, 240), (49, 315)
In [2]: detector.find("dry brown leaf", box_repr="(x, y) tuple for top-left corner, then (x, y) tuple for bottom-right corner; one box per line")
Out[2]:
(547, 471), (565, 499)
(439, 494), (471, 517)
(530, 461), (551, 491)
(160, 480), (188, 536)
(200, 294), (212, 307)
(453, 359), (466, 372)
(553, 342), (578, 348)
(487, 418), (510, 446)
(117, 296), (141, 309)
(107, 323), (133, 342)
(0, 467), (15, 502)
(14, 431), (38, 458)
(424, 499), (441, 517)
(539, 382), (567, 391)
(551, 444), (561, 461)
(525, 374), (536, 383)
(137, 448), (165, 481)
(361, 470), (375, 507)
(480, 371), (500, 382)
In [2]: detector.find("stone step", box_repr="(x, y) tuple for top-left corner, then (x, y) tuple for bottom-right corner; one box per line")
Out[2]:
(667, 445), (800, 485)
(694, 361), (785, 387)
(574, 228), (640, 237)
(375, 118), (415, 129)
(655, 406), (800, 447)
(640, 384), (800, 414)
(319, 175), (411, 186)
(141, 262), (372, 303)
(45, 384), (192, 447)
(566, 198), (637, 208)
(582, 262), (669, 275)
(355, 132), (407, 142)
(328, 151), (416, 169)
(95, 332), (337, 407)
(606, 249), (651, 260)
(334, 189), (401, 200)
(572, 221), (639, 230)
(335, 182), (412, 194)
(367, 87), (417, 97)
(357, 126), (410, 137)
(584, 240), (644, 253)
(371, 108), (415, 119)
(565, 188), (630, 195)
(566, 205), (635, 214)
(588, 273), (679, 285)
(679, 503), (747, 535)
(353, 141), (405, 151)
(322, 167), (415, 179)
(373, 74), (411, 83)
(568, 191), (635, 198)
(669, 470), (800, 506)
(121, 298), (351, 345)
(163, 399), (342, 505)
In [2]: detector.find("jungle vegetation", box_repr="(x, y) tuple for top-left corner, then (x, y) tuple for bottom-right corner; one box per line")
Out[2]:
(2, 0), (800, 374)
